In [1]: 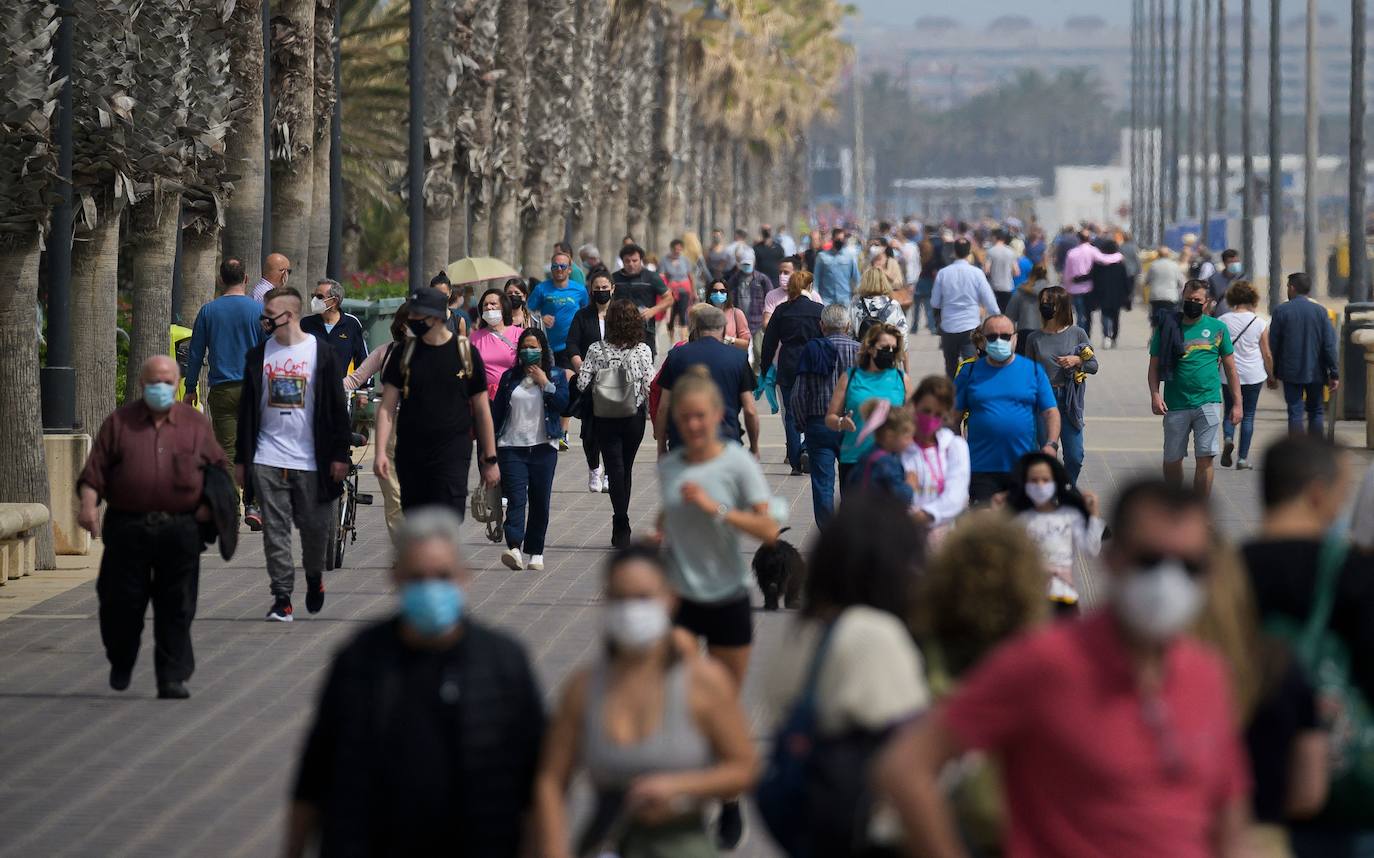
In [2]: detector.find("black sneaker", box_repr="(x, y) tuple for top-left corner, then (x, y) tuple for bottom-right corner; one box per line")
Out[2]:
(799, 451), (810, 475)
(716, 800), (744, 851)
(1220, 440), (1234, 468)
(266, 595), (294, 622)
(109, 665), (132, 692)
(157, 681), (190, 699)
(306, 576), (325, 614)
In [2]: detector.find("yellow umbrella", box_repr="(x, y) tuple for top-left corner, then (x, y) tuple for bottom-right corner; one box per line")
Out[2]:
(445, 256), (520, 286)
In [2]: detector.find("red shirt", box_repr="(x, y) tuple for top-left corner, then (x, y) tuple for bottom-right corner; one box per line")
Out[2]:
(78, 401), (228, 514)
(940, 611), (1248, 858)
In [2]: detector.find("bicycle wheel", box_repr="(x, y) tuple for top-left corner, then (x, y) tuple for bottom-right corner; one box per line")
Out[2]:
(334, 487), (352, 568)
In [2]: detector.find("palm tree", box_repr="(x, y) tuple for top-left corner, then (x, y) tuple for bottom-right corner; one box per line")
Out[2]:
(419, 0), (468, 277)
(307, 0), (337, 279)
(222, 0), (266, 276)
(268, 0), (316, 275)
(460, 0), (499, 257)
(518, 0), (577, 275)
(1241, 0), (1255, 274)
(563, 0), (611, 249)
(1266, 0), (1281, 308)
(490, 0), (529, 263)
(0, 2), (58, 569)
(625, 5), (665, 244)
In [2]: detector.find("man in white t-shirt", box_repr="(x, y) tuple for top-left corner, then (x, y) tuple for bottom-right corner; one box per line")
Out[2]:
(236, 287), (351, 623)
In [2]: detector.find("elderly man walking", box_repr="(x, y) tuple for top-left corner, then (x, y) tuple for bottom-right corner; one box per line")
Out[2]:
(78, 355), (229, 699)
(932, 238), (1000, 379)
(301, 277), (369, 380)
(1269, 271), (1340, 436)
(789, 304), (861, 524)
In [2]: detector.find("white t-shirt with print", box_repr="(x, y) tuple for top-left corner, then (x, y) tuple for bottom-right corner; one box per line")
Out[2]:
(255, 337), (318, 470)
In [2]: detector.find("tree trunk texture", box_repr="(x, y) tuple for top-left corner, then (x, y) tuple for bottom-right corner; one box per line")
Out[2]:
(0, 240), (55, 569)
(645, 22), (678, 255)
(422, 0), (462, 280)
(717, 135), (735, 235)
(468, 175), (492, 258)
(308, 131), (331, 278)
(308, 0), (335, 279)
(223, 0), (266, 276)
(179, 227), (220, 323)
(424, 213), (451, 279)
(563, 0), (610, 256)
(491, 0), (529, 263)
(519, 215), (548, 277)
(269, 0), (316, 274)
(72, 211), (120, 436)
(341, 183), (361, 275)
(449, 174), (469, 260)
(124, 188), (182, 402)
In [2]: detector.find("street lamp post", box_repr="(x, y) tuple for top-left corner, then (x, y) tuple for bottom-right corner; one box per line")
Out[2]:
(327, 0), (342, 280)
(1352, 0), (1368, 302)
(407, 0), (424, 292)
(1267, 0), (1282, 309)
(41, 0), (76, 433)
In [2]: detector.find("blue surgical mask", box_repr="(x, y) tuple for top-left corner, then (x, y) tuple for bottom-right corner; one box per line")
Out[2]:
(985, 339), (1013, 362)
(708, 291), (727, 306)
(1227, 262), (1242, 275)
(143, 381), (176, 412)
(400, 579), (464, 636)
(738, 262), (754, 274)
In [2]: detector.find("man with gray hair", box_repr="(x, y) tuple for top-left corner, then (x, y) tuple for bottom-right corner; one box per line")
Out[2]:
(654, 303), (760, 455)
(789, 303), (860, 524)
(576, 242), (603, 274)
(286, 506), (545, 857)
(727, 244), (773, 364)
(302, 276), (369, 383)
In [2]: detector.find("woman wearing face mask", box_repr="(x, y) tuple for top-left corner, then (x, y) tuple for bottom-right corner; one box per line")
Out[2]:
(1004, 264), (1050, 355)
(902, 375), (969, 544)
(533, 546), (758, 858)
(1007, 452), (1104, 613)
(470, 289), (525, 400)
(490, 328), (569, 572)
(704, 277), (750, 351)
(567, 271), (617, 492)
(503, 277), (543, 333)
(1024, 286), (1098, 487)
(824, 324), (915, 486)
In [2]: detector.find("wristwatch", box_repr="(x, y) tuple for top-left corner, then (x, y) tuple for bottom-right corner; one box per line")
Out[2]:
(482, 455), (499, 465)
(1048, 440), (1060, 452)
(714, 503), (730, 523)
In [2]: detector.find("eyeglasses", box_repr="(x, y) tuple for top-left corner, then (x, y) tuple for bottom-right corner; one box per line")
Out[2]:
(550, 263), (570, 271)
(313, 293), (330, 301)
(984, 332), (1014, 341)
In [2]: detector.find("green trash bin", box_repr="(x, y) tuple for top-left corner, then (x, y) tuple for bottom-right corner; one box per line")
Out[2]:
(340, 297), (406, 376)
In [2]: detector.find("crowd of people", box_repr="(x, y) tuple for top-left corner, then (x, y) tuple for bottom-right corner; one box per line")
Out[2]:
(67, 213), (1374, 858)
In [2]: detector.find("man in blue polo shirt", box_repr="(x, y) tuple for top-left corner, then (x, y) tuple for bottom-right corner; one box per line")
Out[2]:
(955, 314), (1061, 505)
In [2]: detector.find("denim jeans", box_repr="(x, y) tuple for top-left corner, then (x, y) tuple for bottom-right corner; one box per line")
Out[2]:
(1223, 381), (1264, 460)
(913, 281), (937, 333)
(1060, 408), (1085, 487)
(1283, 380), (1327, 435)
(779, 380), (804, 471)
(804, 416), (842, 526)
(1072, 293), (1094, 338)
(498, 444), (558, 555)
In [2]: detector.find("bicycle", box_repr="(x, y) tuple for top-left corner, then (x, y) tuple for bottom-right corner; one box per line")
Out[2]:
(334, 390), (375, 568)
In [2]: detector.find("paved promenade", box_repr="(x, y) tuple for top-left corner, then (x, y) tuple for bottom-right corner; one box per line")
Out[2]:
(0, 309), (1368, 856)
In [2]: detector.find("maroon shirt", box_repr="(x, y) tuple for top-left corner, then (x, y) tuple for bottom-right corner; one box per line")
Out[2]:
(78, 401), (228, 514)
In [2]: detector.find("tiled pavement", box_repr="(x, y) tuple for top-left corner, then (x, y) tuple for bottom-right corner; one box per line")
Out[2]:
(0, 309), (1368, 857)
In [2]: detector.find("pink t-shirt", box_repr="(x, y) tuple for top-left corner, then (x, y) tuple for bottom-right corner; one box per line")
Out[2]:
(471, 325), (524, 398)
(762, 287), (822, 317)
(940, 611), (1248, 858)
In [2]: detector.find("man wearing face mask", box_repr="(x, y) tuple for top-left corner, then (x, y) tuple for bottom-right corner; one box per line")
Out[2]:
(727, 246), (774, 367)
(1148, 280), (1243, 499)
(300, 277), (369, 383)
(286, 507), (545, 858)
(955, 314), (1060, 505)
(880, 480), (1250, 858)
(78, 355), (229, 699)
(1206, 249), (1244, 314)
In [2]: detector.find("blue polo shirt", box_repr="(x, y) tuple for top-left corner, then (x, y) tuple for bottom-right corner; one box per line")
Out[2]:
(527, 279), (589, 353)
(955, 355), (1056, 473)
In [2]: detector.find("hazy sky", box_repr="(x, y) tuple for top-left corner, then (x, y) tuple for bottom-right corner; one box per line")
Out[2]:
(844, 0), (1128, 28)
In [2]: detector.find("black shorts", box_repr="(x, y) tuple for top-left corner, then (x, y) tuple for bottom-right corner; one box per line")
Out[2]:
(671, 291), (692, 326)
(674, 593), (753, 648)
(553, 350), (576, 371)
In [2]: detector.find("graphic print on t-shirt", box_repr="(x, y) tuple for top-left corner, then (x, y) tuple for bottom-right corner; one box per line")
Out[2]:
(256, 338), (319, 471)
(267, 355), (309, 410)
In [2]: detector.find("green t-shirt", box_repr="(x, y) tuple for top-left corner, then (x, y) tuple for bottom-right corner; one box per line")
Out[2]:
(1150, 315), (1233, 410)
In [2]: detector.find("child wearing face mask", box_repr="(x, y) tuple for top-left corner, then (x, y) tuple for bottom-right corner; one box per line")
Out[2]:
(846, 399), (916, 506)
(1007, 452), (1104, 613)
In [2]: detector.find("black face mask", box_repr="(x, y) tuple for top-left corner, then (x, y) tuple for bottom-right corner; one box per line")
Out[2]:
(1182, 300), (1205, 319)
(873, 348), (897, 370)
(592, 290), (612, 305)
(1039, 303), (1056, 321)
(408, 318), (431, 338)
(260, 311), (288, 334)
(506, 293), (524, 308)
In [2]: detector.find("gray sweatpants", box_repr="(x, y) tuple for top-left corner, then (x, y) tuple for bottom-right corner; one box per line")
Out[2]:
(253, 464), (333, 597)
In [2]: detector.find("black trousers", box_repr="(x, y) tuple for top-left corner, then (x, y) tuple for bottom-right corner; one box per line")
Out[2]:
(397, 435), (473, 520)
(580, 412), (600, 470)
(97, 511), (201, 683)
(939, 329), (976, 379)
(593, 409), (647, 531)
(994, 290), (1012, 313)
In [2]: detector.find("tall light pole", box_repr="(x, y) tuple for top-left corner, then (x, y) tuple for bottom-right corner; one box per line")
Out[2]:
(407, 0), (424, 291)
(327, 0), (342, 280)
(1352, 0), (1368, 301)
(1267, 0), (1283, 309)
(1188, 0), (1200, 221)
(1302, 0), (1317, 287)
(1169, 0), (1183, 225)
(42, 0), (75, 432)
(1202, 0), (1214, 245)
(1217, 0), (1229, 219)
(1132, 0), (1143, 237)
(1242, 0), (1256, 279)
(1157, 0), (1169, 242)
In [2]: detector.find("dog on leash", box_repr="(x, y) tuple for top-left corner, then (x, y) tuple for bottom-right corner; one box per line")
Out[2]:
(753, 528), (805, 611)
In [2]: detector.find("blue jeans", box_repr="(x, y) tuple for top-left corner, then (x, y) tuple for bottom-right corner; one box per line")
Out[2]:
(1072, 293), (1094, 338)
(1222, 381), (1264, 460)
(1060, 408), (1085, 487)
(1283, 380), (1327, 435)
(914, 279), (936, 332)
(804, 417), (842, 526)
(780, 381), (804, 471)
(498, 444), (557, 555)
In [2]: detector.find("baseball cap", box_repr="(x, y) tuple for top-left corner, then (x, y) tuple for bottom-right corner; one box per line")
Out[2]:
(408, 286), (449, 319)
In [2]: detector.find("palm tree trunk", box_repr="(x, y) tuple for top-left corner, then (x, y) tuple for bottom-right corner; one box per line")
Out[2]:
(519, 217), (548, 277)
(1241, 0), (1255, 282)
(491, 0), (529, 263)
(1266, 0), (1281, 308)
(125, 187), (182, 402)
(270, 0), (316, 274)
(449, 171), (469, 260)
(563, 0), (609, 254)
(309, 131), (332, 277)
(179, 226), (220, 324)
(468, 176), (492, 258)
(0, 238), (55, 569)
(424, 213), (451, 279)
(308, 0), (335, 278)
(341, 182), (361, 274)
(72, 211), (119, 435)
(647, 17), (681, 256)
(223, 0), (266, 274)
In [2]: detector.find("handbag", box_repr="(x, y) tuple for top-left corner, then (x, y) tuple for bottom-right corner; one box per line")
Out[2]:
(592, 361), (638, 419)
(468, 482), (504, 543)
(1264, 535), (1374, 827)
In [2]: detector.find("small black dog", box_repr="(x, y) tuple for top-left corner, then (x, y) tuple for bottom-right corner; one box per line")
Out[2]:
(753, 528), (805, 611)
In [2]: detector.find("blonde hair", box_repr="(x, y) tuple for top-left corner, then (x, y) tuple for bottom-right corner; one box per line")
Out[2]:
(858, 266), (893, 299)
(670, 364), (723, 416)
(788, 269), (813, 301)
(859, 322), (905, 368)
(680, 232), (704, 263)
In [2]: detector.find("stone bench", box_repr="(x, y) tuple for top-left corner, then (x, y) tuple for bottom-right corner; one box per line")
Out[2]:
(0, 503), (50, 584)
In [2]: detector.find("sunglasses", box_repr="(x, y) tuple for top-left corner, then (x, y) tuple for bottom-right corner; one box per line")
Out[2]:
(984, 332), (1014, 342)
(1127, 551), (1208, 577)
(710, 289), (728, 295)
(550, 263), (570, 271)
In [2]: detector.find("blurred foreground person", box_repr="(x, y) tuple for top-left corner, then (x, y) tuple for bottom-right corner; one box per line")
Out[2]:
(879, 481), (1249, 858)
(287, 508), (544, 858)
(533, 547), (757, 858)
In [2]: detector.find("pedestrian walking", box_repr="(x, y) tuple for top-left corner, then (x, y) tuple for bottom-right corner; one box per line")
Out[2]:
(1073, 239), (1131, 347)
(1007, 452), (1104, 612)
(579, 243), (607, 279)
(931, 238), (999, 379)
(1208, 248), (1246, 315)
(528, 249), (590, 374)
(236, 288), (351, 623)
(902, 375), (969, 542)
(77, 355), (229, 699)
(705, 229), (735, 281)
(428, 270), (472, 337)
(1268, 272), (1340, 436)
(374, 286), (500, 518)
(761, 258), (819, 330)
(1145, 245), (1185, 327)
(183, 257), (266, 527)
(788, 304), (860, 526)
(1024, 286), (1097, 487)
(533, 546), (758, 858)
(880, 481), (1250, 858)
(727, 246), (774, 366)
(956, 314), (1061, 505)
(661, 238), (695, 342)
(753, 224), (786, 286)
(301, 277), (369, 380)
(844, 400), (917, 505)
(504, 276), (543, 334)
(344, 305), (410, 545)
(653, 305), (760, 457)
(824, 323), (913, 487)
(703, 276), (752, 352)
(470, 288), (526, 400)
(813, 227), (861, 306)
(1004, 264), (1049, 353)
(1217, 281), (1272, 471)
(1061, 230), (1123, 336)
(251, 251), (290, 302)
(760, 269), (825, 475)
(912, 238), (942, 335)
(1148, 280), (1243, 499)
(984, 229), (1018, 312)
(567, 270), (615, 493)
(613, 243), (674, 356)
(285, 508), (545, 858)
(577, 300), (655, 548)
(850, 266), (910, 342)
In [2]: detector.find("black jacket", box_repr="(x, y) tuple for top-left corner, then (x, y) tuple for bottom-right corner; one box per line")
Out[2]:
(199, 462), (240, 560)
(301, 312), (370, 380)
(236, 334), (351, 500)
(760, 298), (824, 387)
(564, 304), (606, 362)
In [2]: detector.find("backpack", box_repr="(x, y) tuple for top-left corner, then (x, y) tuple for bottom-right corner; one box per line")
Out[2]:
(398, 332), (474, 400)
(854, 297), (891, 340)
(1264, 536), (1374, 827)
(591, 360), (638, 418)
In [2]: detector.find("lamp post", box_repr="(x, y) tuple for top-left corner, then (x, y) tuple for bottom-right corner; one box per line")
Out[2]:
(327, 0), (342, 280)
(407, 0), (423, 292)
(1352, 0), (1368, 302)
(41, 0), (75, 432)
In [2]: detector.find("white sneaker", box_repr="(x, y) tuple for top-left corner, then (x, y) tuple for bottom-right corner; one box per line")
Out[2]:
(501, 547), (524, 570)
(588, 467), (603, 493)
(527, 554), (544, 571)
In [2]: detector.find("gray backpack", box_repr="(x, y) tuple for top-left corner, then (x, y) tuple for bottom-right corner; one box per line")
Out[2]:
(592, 361), (638, 418)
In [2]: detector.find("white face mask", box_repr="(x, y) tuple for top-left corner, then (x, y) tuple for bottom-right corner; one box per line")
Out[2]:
(310, 296), (328, 314)
(604, 598), (670, 650)
(778, 272), (791, 288)
(1025, 481), (1057, 507)
(482, 309), (504, 326)
(1112, 561), (1204, 642)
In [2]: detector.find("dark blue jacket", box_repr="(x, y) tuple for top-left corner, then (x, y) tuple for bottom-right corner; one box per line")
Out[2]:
(1269, 295), (1339, 385)
(490, 366), (570, 443)
(759, 297), (824, 388)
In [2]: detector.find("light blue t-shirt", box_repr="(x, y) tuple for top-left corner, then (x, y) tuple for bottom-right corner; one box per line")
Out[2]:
(658, 443), (773, 603)
(955, 355), (1056, 473)
(527, 279), (589, 353)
